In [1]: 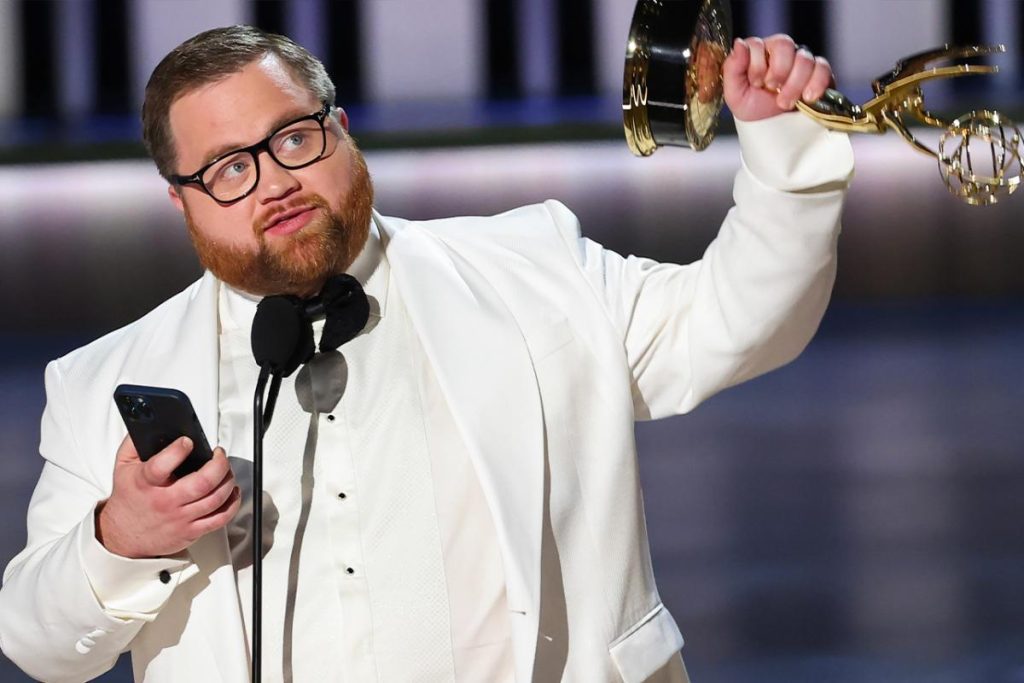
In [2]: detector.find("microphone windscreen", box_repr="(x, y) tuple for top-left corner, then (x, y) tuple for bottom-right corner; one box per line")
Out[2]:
(251, 296), (315, 377)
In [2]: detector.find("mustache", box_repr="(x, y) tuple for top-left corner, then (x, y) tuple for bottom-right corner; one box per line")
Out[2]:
(254, 195), (332, 234)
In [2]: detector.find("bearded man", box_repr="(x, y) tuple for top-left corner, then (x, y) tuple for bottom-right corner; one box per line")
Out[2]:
(0, 25), (852, 683)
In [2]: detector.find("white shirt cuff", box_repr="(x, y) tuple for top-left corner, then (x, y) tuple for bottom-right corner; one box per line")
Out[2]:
(735, 112), (855, 192)
(79, 507), (200, 622)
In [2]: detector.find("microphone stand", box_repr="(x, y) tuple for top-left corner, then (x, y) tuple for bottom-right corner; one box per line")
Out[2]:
(246, 275), (366, 681)
(251, 366), (282, 683)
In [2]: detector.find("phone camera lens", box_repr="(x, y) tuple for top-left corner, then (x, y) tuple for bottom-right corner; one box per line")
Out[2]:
(124, 396), (153, 421)
(120, 396), (136, 419)
(134, 397), (153, 421)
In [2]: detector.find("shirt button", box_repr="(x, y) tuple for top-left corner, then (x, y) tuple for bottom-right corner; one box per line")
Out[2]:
(159, 570), (171, 584)
(326, 414), (336, 422)
(337, 492), (347, 499)
(346, 567), (356, 575)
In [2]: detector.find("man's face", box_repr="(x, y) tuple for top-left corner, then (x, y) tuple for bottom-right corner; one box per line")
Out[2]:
(167, 55), (373, 297)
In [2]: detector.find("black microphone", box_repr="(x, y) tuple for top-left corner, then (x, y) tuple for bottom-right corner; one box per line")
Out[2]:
(248, 297), (309, 683)
(251, 295), (315, 379)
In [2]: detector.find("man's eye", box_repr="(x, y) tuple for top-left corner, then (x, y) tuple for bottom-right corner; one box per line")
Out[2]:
(225, 160), (249, 177)
(283, 132), (306, 148)
(212, 158), (250, 183)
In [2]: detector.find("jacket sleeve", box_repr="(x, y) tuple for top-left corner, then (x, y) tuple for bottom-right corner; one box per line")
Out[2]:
(0, 360), (194, 683)
(550, 113), (854, 420)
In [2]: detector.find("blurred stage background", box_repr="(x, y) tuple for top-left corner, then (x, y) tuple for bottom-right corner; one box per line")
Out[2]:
(1, 0), (1023, 681)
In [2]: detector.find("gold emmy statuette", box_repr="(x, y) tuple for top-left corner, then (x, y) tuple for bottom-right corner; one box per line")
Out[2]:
(623, 0), (1023, 206)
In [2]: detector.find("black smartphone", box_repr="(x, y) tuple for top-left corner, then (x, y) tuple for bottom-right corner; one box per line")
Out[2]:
(113, 384), (214, 479)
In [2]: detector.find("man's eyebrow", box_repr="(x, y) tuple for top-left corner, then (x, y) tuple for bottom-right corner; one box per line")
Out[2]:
(196, 108), (315, 169)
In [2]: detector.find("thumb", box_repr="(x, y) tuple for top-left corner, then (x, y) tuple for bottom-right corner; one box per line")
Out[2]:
(143, 436), (194, 486)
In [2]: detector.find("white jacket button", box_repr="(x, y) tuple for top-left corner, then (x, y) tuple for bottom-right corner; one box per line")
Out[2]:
(75, 638), (94, 654)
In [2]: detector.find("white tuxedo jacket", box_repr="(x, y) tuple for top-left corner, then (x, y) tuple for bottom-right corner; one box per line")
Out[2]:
(0, 115), (853, 682)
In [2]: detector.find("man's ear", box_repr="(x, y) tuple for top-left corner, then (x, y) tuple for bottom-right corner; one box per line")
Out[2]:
(167, 184), (185, 214)
(333, 107), (350, 133)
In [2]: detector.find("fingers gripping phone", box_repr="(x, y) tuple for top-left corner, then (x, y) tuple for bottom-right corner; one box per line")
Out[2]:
(113, 384), (214, 479)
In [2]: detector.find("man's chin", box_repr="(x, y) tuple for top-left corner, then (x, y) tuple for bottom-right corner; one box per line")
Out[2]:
(191, 241), (329, 298)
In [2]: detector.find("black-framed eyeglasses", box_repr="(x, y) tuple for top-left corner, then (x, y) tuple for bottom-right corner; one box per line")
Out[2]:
(171, 102), (336, 204)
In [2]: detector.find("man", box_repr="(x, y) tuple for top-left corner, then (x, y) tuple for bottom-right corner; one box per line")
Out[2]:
(0, 25), (852, 683)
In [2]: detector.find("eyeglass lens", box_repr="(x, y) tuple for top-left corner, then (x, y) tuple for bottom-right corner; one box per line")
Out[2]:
(202, 118), (331, 201)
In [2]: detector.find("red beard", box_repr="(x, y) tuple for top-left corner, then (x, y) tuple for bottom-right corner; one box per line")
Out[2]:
(185, 141), (374, 297)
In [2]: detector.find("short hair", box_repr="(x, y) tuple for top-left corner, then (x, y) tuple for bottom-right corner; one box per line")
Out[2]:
(142, 25), (336, 182)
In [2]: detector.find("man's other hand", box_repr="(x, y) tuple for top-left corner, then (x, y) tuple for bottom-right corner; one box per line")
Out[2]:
(723, 34), (834, 122)
(95, 435), (241, 558)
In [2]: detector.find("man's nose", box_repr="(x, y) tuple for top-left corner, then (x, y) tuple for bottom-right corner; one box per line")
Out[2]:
(254, 151), (300, 202)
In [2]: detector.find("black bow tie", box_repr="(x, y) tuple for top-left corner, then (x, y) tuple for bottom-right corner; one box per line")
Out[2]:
(308, 274), (372, 352)
(251, 274), (371, 378)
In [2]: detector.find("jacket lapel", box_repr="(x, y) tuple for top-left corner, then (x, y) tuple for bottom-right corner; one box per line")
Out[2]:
(127, 272), (251, 681)
(384, 217), (545, 677)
